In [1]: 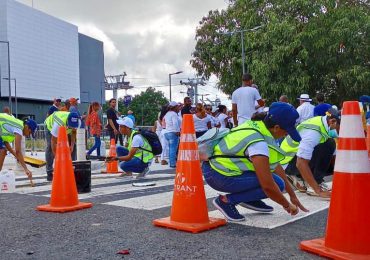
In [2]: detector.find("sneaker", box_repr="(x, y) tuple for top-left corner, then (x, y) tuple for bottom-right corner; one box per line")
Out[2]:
(306, 185), (318, 196)
(136, 167), (150, 179)
(319, 182), (332, 191)
(155, 158), (159, 163)
(161, 160), (168, 165)
(212, 197), (245, 222)
(239, 200), (274, 213)
(287, 175), (307, 192)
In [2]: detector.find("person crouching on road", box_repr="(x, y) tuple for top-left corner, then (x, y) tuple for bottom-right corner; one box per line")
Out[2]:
(0, 113), (38, 186)
(202, 102), (308, 222)
(280, 108), (340, 199)
(111, 117), (153, 179)
(44, 111), (80, 181)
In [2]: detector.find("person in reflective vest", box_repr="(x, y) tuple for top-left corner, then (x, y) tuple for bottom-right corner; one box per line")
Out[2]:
(280, 108), (340, 199)
(108, 117), (153, 179)
(0, 113), (38, 185)
(203, 102), (308, 222)
(44, 111), (80, 181)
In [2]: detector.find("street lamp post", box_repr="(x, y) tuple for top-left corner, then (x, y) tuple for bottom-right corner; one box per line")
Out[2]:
(0, 41), (12, 111)
(3, 77), (17, 117)
(169, 71), (183, 101)
(218, 25), (263, 74)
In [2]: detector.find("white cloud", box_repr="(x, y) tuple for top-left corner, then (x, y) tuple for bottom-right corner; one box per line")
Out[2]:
(77, 23), (120, 61)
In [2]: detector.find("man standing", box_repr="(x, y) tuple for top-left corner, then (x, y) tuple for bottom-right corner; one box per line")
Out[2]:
(181, 97), (193, 116)
(106, 98), (123, 146)
(296, 94), (315, 124)
(232, 73), (265, 127)
(47, 98), (61, 116)
(314, 93), (332, 116)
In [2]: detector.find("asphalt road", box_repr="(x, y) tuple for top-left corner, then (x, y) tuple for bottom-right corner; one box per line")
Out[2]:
(1, 187), (326, 260)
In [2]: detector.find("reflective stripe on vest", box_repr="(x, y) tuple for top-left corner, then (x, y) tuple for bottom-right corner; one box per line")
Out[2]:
(0, 113), (24, 143)
(44, 111), (71, 134)
(209, 120), (286, 176)
(280, 116), (329, 165)
(128, 130), (154, 163)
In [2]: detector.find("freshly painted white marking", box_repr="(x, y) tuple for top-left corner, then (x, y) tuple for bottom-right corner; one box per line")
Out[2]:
(339, 115), (365, 138)
(104, 185), (219, 210)
(209, 188), (331, 229)
(334, 150), (370, 173)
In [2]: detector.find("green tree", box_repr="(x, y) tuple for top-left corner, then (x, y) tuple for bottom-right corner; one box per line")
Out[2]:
(118, 87), (168, 126)
(191, 0), (370, 106)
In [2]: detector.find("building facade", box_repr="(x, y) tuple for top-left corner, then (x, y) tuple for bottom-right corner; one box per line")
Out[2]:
(0, 0), (105, 122)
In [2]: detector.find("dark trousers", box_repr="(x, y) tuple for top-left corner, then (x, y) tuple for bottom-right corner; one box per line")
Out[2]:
(286, 138), (336, 184)
(109, 130), (123, 146)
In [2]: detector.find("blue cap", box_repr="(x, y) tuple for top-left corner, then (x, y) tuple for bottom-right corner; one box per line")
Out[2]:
(267, 102), (301, 142)
(67, 112), (80, 128)
(24, 119), (38, 138)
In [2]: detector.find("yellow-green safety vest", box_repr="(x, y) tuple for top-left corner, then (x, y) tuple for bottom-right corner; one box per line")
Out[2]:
(209, 120), (286, 176)
(128, 130), (154, 164)
(44, 111), (72, 134)
(0, 113), (24, 143)
(280, 116), (329, 165)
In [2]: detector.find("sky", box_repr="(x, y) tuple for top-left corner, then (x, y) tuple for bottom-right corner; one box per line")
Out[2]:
(17, 0), (231, 107)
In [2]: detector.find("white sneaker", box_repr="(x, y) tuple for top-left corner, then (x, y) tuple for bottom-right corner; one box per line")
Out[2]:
(306, 185), (319, 196)
(136, 167), (150, 179)
(319, 182), (332, 191)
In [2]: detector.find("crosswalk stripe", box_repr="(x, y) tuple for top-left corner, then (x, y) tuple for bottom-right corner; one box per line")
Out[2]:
(104, 185), (220, 210)
(209, 188), (330, 229)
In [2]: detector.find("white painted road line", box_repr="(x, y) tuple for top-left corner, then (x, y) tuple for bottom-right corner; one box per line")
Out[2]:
(209, 189), (330, 229)
(104, 185), (220, 210)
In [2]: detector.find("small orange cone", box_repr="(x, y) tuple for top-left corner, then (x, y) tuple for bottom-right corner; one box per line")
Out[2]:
(102, 139), (121, 174)
(300, 101), (370, 259)
(37, 126), (92, 213)
(153, 114), (226, 233)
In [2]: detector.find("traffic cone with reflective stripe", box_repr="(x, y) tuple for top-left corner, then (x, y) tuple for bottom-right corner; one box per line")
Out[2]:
(102, 139), (121, 174)
(37, 126), (92, 213)
(300, 101), (370, 260)
(153, 114), (226, 233)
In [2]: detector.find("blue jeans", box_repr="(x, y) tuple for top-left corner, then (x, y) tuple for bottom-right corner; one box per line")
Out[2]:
(87, 135), (101, 156)
(164, 132), (179, 167)
(116, 146), (148, 173)
(202, 162), (285, 204)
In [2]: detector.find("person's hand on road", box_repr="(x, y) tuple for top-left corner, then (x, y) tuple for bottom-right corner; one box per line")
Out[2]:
(284, 203), (299, 216)
(290, 196), (309, 212)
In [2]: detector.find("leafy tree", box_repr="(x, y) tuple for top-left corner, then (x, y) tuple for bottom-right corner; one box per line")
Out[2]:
(117, 87), (168, 126)
(191, 0), (370, 106)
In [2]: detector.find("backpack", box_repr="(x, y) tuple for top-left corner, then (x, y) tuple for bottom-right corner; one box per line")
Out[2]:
(134, 129), (162, 156)
(197, 128), (230, 161)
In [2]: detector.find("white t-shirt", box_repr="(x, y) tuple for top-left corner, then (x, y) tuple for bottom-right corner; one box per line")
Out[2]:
(297, 116), (329, 160)
(207, 114), (219, 128)
(193, 114), (211, 132)
(3, 124), (23, 138)
(296, 102), (315, 124)
(232, 86), (262, 124)
(217, 113), (228, 128)
(51, 122), (62, 137)
(245, 141), (269, 158)
(131, 134), (144, 148)
(163, 111), (180, 133)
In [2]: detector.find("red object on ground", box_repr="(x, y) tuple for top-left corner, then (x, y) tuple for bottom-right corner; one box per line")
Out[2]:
(117, 249), (130, 255)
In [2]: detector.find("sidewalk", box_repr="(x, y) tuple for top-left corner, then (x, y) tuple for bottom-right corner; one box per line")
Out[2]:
(3, 152), (174, 187)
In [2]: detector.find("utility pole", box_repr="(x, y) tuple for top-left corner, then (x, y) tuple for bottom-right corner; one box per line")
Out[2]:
(105, 72), (133, 111)
(180, 77), (206, 104)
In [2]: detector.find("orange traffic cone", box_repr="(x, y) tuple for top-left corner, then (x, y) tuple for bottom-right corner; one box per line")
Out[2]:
(102, 139), (121, 174)
(153, 114), (226, 233)
(366, 125), (370, 157)
(37, 126), (92, 213)
(300, 101), (370, 259)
